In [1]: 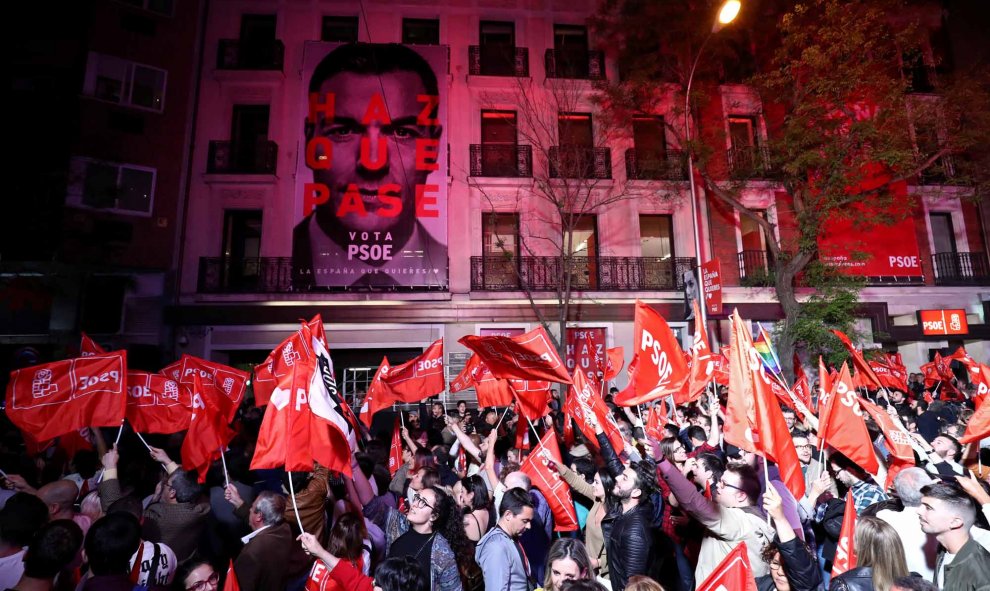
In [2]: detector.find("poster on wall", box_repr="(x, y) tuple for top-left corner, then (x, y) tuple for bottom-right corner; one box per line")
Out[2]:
(566, 327), (607, 383)
(814, 182), (923, 277)
(293, 43), (448, 289)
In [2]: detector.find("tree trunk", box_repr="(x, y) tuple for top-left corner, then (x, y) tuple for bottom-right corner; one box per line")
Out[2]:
(774, 265), (802, 383)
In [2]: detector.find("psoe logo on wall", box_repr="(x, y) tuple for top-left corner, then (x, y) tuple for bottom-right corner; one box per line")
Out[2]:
(919, 309), (969, 336)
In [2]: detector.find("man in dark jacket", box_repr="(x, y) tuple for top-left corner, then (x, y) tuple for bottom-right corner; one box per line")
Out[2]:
(758, 486), (824, 591)
(606, 459), (661, 590)
(234, 491), (298, 591)
(919, 481), (990, 591)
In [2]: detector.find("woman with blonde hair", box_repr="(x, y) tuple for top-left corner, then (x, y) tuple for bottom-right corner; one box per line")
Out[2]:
(543, 538), (595, 591)
(623, 575), (665, 591)
(829, 516), (909, 591)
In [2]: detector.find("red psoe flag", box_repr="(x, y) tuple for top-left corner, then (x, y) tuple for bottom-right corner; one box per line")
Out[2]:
(181, 373), (235, 483)
(858, 396), (915, 464)
(449, 354), (480, 393)
(382, 338), (445, 402)
(563, 371), (625, 456)
(510, 379), (552, 420)
(615, 301), (689, 406)
(793, 355), (813, 412)
(679, 299), (715, 405)
(514, 411), (532, 450)
(520, 428), (579, 531)
(359, 357), (394, 427)
(817, 363), (880, 475)
(817, 356), (832, 413)
(604, 347), (625, 381)
(80, 333), (106, 357)
(125, 371), (191, 434)
(830, 329), (883, 390)
(5, 351), (128, 442)
(388, 418), (403, 476)
(644, 400), (667, 441)
(223, 559), (240, 591)
(459, 326), (572, 384)
(696, 542), (758, 591)
(178, 355), (248, 423)
(831, 492), (858, 578)
(961, 378), (990, 443)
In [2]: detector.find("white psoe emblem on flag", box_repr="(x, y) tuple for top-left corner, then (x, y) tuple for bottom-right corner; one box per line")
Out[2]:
(163, 381), (179, 401)
(32, 369), (57, 398)
(222, 377), (234, 395)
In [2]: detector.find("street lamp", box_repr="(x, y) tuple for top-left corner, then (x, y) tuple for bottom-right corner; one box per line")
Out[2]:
(686, 0), (740, 331)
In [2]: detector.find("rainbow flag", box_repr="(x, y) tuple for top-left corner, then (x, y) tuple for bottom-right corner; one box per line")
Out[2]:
(753, 325), (783, 378)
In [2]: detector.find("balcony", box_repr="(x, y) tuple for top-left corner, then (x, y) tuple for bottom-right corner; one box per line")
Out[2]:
(469, 45), (529, 77)
(545, 49), (606, 80)
(548, 146), (612, 179)
(470, 144), (533, 178)
(919, 154), (956, 185)
(470, 256), (695, 291)
(727, 145), (774, 179)
(932, 252), (990, 286)
(197, 257), (447, 293)
(625, 149), (688, 181)
(207, 140), (278, 175)
(738, 250), (774, 287)
(216, 39), (285, 71)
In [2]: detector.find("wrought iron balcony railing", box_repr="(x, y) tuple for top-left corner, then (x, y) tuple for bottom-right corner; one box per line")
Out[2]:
(216, 39), (285, 71)
(198, 257), (448, 293)
(470, 256), (695, 291)
(738, 250), (775, 287)
(548, 146), (612, 179)
(544, 49), (606, 80)
(469, 144), (533, 178)
(207, 140), (278, 174)
(469, 45), (529, 77)
(625, 149), (688, 181)
(932, 251), (990, 286)
(727, 145), (775, 179)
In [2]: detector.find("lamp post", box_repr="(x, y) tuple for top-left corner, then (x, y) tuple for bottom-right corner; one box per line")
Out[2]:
(686, 0), (740, 331)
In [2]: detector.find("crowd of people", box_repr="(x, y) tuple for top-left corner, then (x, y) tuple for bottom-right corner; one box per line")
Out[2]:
(1, 372), (990, 591)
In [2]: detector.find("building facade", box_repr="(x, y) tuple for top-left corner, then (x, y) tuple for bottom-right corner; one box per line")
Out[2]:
(169, 0), (990, 399)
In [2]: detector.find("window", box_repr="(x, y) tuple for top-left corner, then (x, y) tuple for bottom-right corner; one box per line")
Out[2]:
(569, 215), (598, 289)
(67, 157), (156, 216)
(929, 212), (957, 254)
(728, 116), (757, 149)
(116, 0), (174, 17)
(479, 21), (516, 76)
(403, 18), (439, 45)
(480, 111), (518, 176)
(82, 52), (167, 112)
(558, 113), (593, 147)
(483, 213), (520, 257)
(222, 210), (263, 290)
(639, 215), (674, 258)
(322, 16), (359, 42)
(553, 25), (590, 78)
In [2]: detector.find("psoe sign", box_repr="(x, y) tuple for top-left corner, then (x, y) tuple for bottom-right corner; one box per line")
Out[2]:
(918, 309), (969, 336)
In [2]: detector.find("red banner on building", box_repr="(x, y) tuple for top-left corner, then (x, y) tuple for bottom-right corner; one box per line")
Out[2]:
(817, 181), (922, 277)
(701, 259), (723, 315)
(566, 327), (607, 383)
(919, 309), (969, 335)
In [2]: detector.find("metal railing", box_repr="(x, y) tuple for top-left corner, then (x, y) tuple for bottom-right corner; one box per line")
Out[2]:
(919, 154), (956, 185)
(548, 146), (612, 179)
(470, 256), (695, 291)
(469, 144), (533, 177)
(197, 257), (448, 292)
(738, 250), (774, 286)
(207, 140), (278, 174)
(216, 39), (285, 71)
(727, 145), (774, 179)
(625, 149), (688, 181)
(932, 252), (990, 285)
(545, 49), (606, 80)
(468, 45), (529, 77)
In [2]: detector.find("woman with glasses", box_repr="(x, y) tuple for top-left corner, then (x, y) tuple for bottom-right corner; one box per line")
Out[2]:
(174, 559), (218, 591)
(757, 485), (823, 591)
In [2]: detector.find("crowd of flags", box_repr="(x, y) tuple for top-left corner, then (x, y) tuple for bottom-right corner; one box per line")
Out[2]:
(5, 303), (990, 586)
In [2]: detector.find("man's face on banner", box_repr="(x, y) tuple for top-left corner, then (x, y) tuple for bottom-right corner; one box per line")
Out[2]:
(310, 70), (436, 235)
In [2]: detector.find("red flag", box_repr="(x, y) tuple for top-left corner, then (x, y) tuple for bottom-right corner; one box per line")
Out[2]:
(520, 428), (579, 531)
(696, 542), (758, 591)
(181, 373), (235, 483)
(604, 347), (625, 381)
(125, 371), (191, 434)
(818, 363), (880, 475)
(160, 360), (183, 382)
(450, 355), (514, 408)
(563, 371), (625, 456)
(455, 444), (467, 475)
(223, 559), (240, 591)
(867, 361), (908, 392)
(5, 352), (127, 441)
(858, 396), (915, 464)
(817, 356), (832, 414)
(793, 355), (812, 412)
(80, 333), (106, 357)
(562, 390), (576, 448)
(615, 301), (689, 406)
(382, 338), (445, 402)
(644, 400), (667, 440)
(831, 492), (858, 578)
(252, 361), (277, 408)
(459, 326), (572, 384)
(961, 376), (990, 443)
(831, 330), (883, 390)
(711, 348), (730, 386)
(679, 299), (715, 405)
(178, 356), (248, 423)
(725, 311), (805, 499)
(450, 355), (480, 393)
(359, 357), (394, 427)
(250, 328), (351, 476)
(510, 378), (552, 420)
(514, 412), (532, 450)
(388, 419), (403, 476)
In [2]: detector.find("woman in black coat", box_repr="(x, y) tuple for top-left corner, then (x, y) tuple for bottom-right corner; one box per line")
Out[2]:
(758, 485), (825, 591)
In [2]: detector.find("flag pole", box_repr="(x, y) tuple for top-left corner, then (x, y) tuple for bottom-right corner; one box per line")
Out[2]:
(219, 446), (230, 488)
(763, 454), (772, 525)
(287, 469), (305, 532)
(494, 406), (511, 432)
(114, 419), (126, 446)
(133, 431), (153, 453)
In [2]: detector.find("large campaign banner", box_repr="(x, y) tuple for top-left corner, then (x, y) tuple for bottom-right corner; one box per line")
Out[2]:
(815, 182), (923, 277)
(293, 43), (449, 289)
